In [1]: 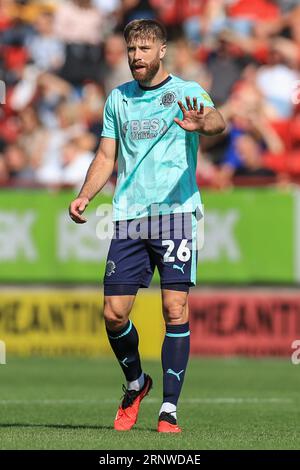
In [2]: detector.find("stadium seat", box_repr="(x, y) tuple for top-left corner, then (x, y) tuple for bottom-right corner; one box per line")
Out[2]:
(270, 119), (292, 151)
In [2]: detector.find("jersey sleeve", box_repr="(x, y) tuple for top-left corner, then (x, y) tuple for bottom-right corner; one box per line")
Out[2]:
(101, 90), (119, 139)
(183, 82), (215, 109)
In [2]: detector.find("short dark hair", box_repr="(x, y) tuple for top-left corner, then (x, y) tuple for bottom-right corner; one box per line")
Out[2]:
(123, 19), (167, 44)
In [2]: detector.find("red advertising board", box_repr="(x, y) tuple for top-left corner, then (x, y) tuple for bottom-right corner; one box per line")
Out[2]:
(189, 290), (300, 356)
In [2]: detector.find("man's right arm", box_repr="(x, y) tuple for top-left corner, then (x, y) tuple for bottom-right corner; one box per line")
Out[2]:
(69, 137), (118, 224)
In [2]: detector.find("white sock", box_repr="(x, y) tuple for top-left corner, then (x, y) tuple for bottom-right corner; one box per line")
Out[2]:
(159, 402), (177, 420)
(127, 372), (145, 391)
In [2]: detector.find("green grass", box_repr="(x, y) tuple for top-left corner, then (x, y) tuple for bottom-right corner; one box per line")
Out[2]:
(0, 357), (300, 450)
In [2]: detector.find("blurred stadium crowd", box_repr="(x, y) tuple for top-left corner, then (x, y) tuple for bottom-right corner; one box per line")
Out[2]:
(1, 0), (300, 190)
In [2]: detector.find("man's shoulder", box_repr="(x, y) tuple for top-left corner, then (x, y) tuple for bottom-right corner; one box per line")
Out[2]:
(171, 74), (197, 85)
(110, 80), (137, 98)
(180, 78), (204, 92)
(172, 76), (213, 105)
(171, 75), (206, 95)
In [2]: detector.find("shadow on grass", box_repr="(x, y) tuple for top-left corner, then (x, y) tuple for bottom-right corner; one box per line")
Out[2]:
(0, 423), (157, 432)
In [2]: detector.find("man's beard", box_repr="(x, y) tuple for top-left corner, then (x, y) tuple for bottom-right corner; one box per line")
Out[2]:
(130, 55), (160, 83)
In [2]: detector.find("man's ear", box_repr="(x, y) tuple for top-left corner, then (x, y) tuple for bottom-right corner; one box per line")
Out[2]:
(160, 43), (167, 59)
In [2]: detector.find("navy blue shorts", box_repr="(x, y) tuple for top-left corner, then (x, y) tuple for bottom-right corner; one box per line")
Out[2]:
(103, 212), (199, 296)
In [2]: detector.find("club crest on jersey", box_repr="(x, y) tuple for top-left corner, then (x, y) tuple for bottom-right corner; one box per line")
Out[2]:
(160, 91), (176, 107)
(106, 260), (116, 277)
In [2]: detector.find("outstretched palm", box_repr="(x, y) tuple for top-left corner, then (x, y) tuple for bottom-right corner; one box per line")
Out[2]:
(174, 96), (205, 132)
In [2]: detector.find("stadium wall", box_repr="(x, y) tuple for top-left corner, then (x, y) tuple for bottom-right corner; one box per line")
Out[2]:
(1, 288), (300, 358)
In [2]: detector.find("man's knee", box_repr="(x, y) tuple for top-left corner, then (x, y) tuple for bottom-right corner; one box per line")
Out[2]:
(163, 295), (188, 324)
(104, 296), (132, 330)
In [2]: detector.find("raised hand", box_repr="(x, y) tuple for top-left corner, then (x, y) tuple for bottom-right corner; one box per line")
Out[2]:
(174, 96), (205, 132)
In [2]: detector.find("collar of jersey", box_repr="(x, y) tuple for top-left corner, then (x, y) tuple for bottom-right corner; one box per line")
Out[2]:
(138, 74), (172, 91)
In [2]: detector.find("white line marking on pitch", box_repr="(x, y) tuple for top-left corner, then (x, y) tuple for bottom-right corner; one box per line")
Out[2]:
(0, 398), (293, 405)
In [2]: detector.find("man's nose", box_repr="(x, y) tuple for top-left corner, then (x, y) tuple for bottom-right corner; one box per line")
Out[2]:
(133, 49), (143, 61)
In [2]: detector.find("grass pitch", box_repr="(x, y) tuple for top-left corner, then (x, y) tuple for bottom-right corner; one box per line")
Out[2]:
(0, 357), (299, 450)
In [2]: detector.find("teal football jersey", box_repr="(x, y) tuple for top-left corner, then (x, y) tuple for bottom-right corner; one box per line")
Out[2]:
(101, 74), (214, 221)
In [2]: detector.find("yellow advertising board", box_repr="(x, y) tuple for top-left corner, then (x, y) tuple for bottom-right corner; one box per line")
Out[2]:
(0, 290), (164, 359)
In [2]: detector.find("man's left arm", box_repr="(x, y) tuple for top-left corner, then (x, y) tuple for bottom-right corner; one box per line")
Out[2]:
(200, 106), (226, 136)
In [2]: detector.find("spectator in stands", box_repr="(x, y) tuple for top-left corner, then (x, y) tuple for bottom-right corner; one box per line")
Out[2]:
(101, 34), (132, 95)
(53, 0), (103, 45)
(0, 153), (9, 184)
(93, 0), (120, 16)
(4, 142), (34, 183)
(215, 81), (284, 186)
(171, 37), (210, 89)
(182, 0), (227, 45)
(117, 0), (157, 32)
(54, 0), (103, 84)
(18, 107), (49, 170)
(0, 0), (14, 33)
(80, 82), (105, 146)
(35, 72), (73, 128)
(34, 99), (87, 186)
(26, 10), (65, 72)
(256, 42), (299, 119)
(226, 0), (280, 37)
(61, 137), (93, 188)
(233, 134), (276, 178)
(207, 30), (252, 106)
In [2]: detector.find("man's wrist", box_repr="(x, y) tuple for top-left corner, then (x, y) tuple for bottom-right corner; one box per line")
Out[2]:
(78, 194), (90, 201)
(196, 118), (211, 135)
(196, 114), (223, 136)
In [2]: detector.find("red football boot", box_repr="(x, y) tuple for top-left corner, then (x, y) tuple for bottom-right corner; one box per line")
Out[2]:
(114, 374), (153, 431)
(157, 411), (182, 433)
